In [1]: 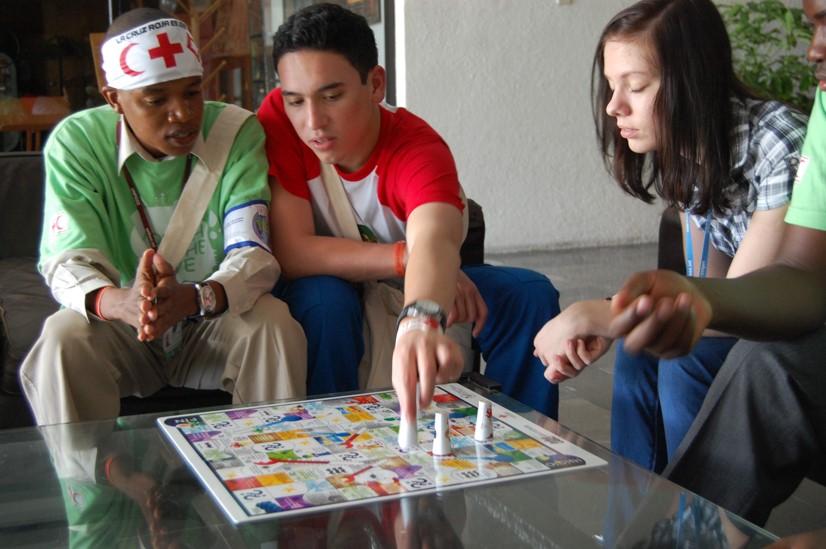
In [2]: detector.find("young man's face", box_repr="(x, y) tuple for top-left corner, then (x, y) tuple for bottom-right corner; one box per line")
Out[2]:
(103, 76), (204, 158)
(804, 0), (826, 91)
(277, 50), (385, 174)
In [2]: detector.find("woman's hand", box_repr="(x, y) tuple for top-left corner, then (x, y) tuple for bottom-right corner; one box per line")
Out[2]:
(534, 300), (614, 383)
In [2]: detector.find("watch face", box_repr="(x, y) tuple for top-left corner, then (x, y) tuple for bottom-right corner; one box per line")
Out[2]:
(200, 283), (217, 315)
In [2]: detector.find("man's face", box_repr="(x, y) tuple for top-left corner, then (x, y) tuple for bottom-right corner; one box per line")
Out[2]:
(804, 0), (826, 91)
(103, 76), (204, 158)
(277, 50), (385, 174)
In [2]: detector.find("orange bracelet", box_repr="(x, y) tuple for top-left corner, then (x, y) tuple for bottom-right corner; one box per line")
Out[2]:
(393, 241), (406, 276)
(94, 286), (113, 320)
(103, 454), (117, 484)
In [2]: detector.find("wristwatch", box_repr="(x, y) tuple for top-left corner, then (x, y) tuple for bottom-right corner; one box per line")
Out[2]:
(194, 282), (217, 318)
(396, 299), (447, 332)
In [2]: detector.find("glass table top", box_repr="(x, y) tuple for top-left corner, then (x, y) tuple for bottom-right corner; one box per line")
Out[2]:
(0, 381), (778, 548)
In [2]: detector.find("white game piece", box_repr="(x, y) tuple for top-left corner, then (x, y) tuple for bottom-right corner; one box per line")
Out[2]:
(474, 401), (493, 441)
(399, 496), (419, 540)
(398, 412), (418, 450)
(432, 411), (451, 456)
(401, 497), (419, 531)
(475, 441), (487, 460)
(474, 443), (489, 472)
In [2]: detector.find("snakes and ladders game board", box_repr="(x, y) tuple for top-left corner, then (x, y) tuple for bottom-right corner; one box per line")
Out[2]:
(157, 383), (606, 524)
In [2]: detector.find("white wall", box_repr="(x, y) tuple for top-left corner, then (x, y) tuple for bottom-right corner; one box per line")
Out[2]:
(396, 0), (660, 253)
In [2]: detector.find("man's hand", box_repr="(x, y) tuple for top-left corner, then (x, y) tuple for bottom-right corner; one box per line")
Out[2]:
(392, 327), (463, 423)
(447, 270), (488, 337)
(533, 300), (613, 383)
(92, 249), (155, 336)
(608, 270), (712, 358)
(105, 453), (187, 549)
(140, 252), (193, 341)
(134, 249), (158, 341)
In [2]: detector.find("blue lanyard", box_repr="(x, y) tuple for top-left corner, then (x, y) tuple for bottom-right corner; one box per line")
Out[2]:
(685, 211), (712, 278)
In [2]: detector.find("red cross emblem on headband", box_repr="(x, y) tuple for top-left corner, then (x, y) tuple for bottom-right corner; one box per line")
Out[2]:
(186, 34), (201, 63)
(148, 33), (184, 68)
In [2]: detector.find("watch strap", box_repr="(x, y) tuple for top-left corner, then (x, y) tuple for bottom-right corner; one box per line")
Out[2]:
(188, 283), (204, 320)
(396, 301), (447, 332)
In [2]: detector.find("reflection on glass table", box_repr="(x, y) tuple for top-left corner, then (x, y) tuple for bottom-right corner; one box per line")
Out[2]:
(0, 381), (779, 548)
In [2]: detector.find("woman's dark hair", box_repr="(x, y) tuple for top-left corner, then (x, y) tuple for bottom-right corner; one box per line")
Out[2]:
(272, 2), (378, 84)
(592, 0), (758, 216)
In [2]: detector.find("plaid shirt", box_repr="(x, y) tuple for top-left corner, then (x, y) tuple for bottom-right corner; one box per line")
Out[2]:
(689, 97), (808, 258)
(645, 493), (732, 548)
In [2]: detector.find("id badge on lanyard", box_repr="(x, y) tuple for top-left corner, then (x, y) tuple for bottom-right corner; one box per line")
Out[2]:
(162, 321), (184, 359)
(685, 211), (712, 278)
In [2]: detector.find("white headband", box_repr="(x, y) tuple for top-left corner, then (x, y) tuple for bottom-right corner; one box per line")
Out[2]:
(101, 18), (203, 90)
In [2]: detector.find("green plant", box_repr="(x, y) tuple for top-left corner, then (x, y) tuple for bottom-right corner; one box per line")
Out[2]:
(718, 0), (817, 113)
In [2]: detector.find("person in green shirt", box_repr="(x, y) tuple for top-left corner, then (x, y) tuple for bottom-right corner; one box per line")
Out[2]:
(19, 7), (307, 426)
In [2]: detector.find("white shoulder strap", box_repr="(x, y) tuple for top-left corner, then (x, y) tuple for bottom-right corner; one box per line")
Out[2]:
(319, 162), (362, 242)
(157, 104), (253, 268)
(320, 161), (470, 243)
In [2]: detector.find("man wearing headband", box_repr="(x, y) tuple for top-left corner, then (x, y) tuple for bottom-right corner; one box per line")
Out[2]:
(19, 8), (307, 426)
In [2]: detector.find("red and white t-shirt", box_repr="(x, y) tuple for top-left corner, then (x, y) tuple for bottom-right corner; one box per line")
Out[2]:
(258, 88), (464, 244)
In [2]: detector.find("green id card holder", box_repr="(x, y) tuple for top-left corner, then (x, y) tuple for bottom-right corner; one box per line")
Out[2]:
(162, 321), (184, 359)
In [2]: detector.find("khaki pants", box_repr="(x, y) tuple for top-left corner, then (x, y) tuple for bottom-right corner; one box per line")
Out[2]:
(20, 294), (307, 425)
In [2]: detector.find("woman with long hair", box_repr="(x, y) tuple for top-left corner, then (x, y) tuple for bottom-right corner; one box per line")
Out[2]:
(534, 0), (808, 472)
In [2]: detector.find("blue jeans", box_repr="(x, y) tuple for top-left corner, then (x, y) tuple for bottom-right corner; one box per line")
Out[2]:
(273, 275), (364, 395)
(274, 265), (561, 419)
(610, 336), (738, 473)
(664, 327), (826, 526)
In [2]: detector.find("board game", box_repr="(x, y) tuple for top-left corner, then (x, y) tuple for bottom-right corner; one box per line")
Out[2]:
(157, 383), (606, 524)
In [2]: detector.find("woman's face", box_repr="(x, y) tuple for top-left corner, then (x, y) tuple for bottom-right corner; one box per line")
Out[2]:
(603, 39), (661, 154)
